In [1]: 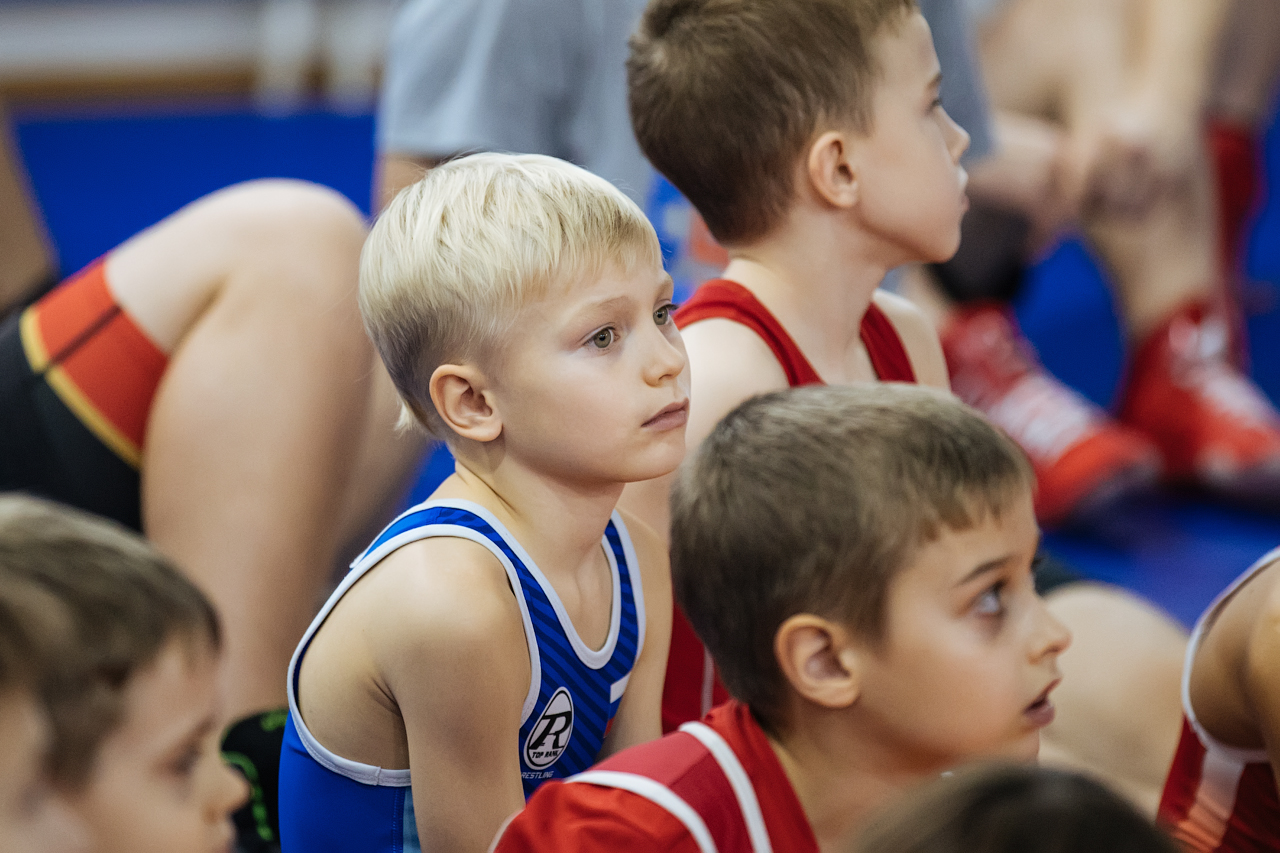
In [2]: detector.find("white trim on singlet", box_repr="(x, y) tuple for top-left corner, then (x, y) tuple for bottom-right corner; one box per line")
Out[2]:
(570, 771), (718, 853)
(679, 722), (773, 853)
(615, 511), (647, 665)
(459, 500), (626, 668)
(284, 498), (636, 787)
(1181, 546), (1280, 766)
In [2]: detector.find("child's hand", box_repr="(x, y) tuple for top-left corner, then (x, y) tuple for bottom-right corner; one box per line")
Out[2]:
(1064, 97), (1201, 221)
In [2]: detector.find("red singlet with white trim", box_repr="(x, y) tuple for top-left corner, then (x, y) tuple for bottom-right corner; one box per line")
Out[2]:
(1157, 548), (1280, 852)
(663, 279), (917, 731)
(492, 701), (819, 853)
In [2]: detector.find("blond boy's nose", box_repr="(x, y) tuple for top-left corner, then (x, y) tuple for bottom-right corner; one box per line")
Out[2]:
(646, 330), (687, 384)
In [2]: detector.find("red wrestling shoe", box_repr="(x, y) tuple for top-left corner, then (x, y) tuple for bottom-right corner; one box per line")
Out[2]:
(943, 305), (1161, 526)
(1121, 303), (1280, 500)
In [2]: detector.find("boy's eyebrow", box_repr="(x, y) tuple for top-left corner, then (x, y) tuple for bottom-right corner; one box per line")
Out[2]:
(953, 533), (1042, 588)
(577, 295), (634, 318)
(953, 555), (1012, 587)
(929, 72), (943, 92)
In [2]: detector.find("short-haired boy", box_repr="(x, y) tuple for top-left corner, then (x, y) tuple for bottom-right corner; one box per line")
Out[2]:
(1157, 546), (1280, 850)
(0, 565), (86, 853)
(622, 0), (966, 726)
(277, 153), (682, 852)
(494, 383), (1071, 851)
(0, 494), (248, 853)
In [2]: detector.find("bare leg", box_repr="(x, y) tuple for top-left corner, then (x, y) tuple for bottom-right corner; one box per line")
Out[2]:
(1039, 584), (1188, 817)
(1085, 154), (1219, 340)
(0, 105), (56, 313)
(968, 0), (1203, 813)
(108, 181), (426, 720)
(977, 0), (1224, 340)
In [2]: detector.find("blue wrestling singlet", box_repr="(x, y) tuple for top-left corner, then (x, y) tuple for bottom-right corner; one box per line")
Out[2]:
(277, 499), (645, 853)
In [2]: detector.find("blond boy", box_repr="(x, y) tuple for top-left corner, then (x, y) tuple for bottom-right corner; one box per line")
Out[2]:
(495, 384), (1071, 851)
(277, 153), (681, 852)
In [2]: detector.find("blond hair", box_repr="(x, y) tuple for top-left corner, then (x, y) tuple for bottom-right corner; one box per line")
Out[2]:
(360, 152), (663, 438)
(670, 384), (1032, 729)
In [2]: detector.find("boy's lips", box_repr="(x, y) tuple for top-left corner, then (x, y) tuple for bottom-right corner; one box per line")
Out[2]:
(643, 399), (689, 430)
(1023, 678), (1060, 728)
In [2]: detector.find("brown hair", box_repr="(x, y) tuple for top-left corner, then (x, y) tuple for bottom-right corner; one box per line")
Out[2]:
(669, 384), (1032, 728)
(628, 0), (916, 245)
(0, 495), (221, 788)
(853, 763), (1177, 853)
(0, 576), (70, 699)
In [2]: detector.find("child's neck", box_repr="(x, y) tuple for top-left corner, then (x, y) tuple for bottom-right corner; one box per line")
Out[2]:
(768, 712), (942, 852)
(437, 449), (622, 582)
(721, 208), (891, 383)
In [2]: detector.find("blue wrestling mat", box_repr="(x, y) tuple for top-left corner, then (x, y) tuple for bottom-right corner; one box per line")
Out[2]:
(14, 98), (1280, 628)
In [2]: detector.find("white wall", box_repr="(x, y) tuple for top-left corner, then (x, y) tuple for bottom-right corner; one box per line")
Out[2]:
(0, 0), (395, 108)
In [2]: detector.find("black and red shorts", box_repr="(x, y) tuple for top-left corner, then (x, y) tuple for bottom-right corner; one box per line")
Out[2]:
(0, 260), (167, 531)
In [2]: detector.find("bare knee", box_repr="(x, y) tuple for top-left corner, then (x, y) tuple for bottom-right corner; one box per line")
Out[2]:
(212, 179), (366, 269)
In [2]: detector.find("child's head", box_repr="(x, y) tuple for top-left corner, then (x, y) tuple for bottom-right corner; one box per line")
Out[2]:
(670, 385), (1067, 763)
(0, 579), (86, 853)
(361, 152), (671, 442)
(0, 495), (247, 853)
(629, 0), (969, 259)
(853, 763), (1177, 853)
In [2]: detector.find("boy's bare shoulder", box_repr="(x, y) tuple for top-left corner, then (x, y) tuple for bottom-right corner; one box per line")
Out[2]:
(360, 537), (529, 678)
(871, 289), (950, 390)
(681, 317), (790, 441)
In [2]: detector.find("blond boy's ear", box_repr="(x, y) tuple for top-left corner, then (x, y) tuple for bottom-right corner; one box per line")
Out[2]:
(429, 364), (503, 442)
(774, 613), (864, 709)
(805, 130), (859, 210)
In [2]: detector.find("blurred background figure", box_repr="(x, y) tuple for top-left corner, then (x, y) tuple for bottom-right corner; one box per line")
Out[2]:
(852, 763), (1177, 853)
(906, 0), (1280, 527)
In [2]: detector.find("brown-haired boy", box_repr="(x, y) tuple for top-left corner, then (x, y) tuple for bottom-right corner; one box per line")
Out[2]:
(622, 0), (965, 726)
(0, 494), (247, 853)
(0, 574), (86, 853)
(493, 384), (1070, 851)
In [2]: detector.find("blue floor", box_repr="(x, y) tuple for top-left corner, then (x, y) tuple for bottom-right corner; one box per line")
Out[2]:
(14, 98), (1280, 629)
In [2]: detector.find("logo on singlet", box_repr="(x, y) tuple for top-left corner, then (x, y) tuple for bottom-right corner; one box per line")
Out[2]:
(524, 687), (574, 770)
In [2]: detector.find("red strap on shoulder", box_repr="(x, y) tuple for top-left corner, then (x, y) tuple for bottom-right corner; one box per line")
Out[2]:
(860, 301), (917, 382)
(593, 731), (754, 852)
(675, 279), (821, 386)
(676, 280), (917, 384)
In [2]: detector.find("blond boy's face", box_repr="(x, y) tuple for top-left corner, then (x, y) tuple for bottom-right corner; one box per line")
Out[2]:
(0, 691), (87, 853)
(855, 490), (1070, 768)
(69, 641), (247, 853)
(852, 11), (971, 265)
(489, 260), (689, 486)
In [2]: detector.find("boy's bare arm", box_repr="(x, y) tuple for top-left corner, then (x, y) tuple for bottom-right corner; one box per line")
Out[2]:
(599, 511), (674, 756)
(870, 290), (951, 391)
(373, 544), (531, 852)
(618, 319), (789, 543)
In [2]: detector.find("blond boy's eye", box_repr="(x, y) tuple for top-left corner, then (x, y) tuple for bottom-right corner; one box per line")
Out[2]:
(654, 304), (672, 325)
(590, 328), (615, 349)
